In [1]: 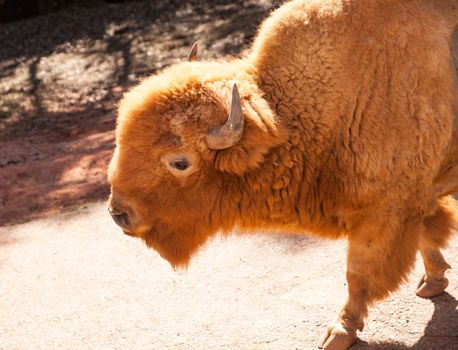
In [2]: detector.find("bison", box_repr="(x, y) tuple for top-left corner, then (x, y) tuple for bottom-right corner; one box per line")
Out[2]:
(107, 0), (458, 349)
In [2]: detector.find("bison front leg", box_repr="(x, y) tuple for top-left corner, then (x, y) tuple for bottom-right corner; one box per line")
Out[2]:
(319, 221), (419, 350)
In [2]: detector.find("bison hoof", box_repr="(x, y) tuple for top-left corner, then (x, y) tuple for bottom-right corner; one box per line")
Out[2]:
(416, 275), (449, 298)
(318, 323), (357, 350)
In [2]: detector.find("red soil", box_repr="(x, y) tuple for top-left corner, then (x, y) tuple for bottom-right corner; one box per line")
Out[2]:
(0, 113), (115, 226)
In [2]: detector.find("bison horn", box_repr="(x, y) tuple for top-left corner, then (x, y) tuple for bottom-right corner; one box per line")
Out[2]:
(206, 83), (244, 150)
(187, 42), (198, 62)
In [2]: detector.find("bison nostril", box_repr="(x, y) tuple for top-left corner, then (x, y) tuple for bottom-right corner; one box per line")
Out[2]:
(113, 212), (129, 227)
(108, 208), (129, 227)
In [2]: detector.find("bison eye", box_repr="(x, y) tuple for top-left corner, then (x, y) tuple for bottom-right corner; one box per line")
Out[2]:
(169, 159), (189, 171)
(162, 154), (196, 176)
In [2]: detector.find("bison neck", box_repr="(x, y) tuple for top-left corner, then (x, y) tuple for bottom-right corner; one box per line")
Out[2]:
(220, 19), (352, 237)
(221, 146), (347, 239)
(214, 72), (350, 238)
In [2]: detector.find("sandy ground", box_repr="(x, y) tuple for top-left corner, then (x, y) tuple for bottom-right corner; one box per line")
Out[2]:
(1, 202), (457, 349)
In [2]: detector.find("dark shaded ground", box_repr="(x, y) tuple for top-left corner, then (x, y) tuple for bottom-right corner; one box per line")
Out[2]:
(0, 0), (282, 225)
(0, 0), (143, 23)
(0, 0), (279, 139)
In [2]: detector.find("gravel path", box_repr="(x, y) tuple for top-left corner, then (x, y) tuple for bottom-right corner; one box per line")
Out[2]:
(1, 202), (457, 349)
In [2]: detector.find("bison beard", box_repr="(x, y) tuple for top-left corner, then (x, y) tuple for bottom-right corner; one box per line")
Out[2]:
(144, 225), (213, 268)
(108, 0), (458, 349)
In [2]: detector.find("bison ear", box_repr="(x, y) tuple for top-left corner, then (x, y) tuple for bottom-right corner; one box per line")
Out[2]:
(207, 82), (287, 175)
(187, 42), (198, 62)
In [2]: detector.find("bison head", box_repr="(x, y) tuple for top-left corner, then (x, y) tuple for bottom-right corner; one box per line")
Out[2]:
(108, 59), (286, 268)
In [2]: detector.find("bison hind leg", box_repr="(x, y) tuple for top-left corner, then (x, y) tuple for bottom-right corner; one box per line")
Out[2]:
(422, 196), (457, 248)
(416, 196), (456, 298)
(416, 247), (451, 298)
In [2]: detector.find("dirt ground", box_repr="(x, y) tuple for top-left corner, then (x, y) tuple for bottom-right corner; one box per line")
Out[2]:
(0, 0), (279, 225)
(0, 203), (457, 349)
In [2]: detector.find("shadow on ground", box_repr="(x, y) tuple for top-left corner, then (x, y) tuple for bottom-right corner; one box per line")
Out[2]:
(0, 0), (284, 226)
(354, 293), (458, 349)
(0, 0), (281, 140)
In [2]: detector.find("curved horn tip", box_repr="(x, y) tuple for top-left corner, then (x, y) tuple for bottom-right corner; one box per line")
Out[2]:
(231, 84), (242, 115)
(187, 42), (198, 62)
(205, 82), (245, 150)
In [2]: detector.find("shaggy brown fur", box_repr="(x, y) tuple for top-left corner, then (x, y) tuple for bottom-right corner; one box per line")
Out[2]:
(108, 1), (458, 349)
